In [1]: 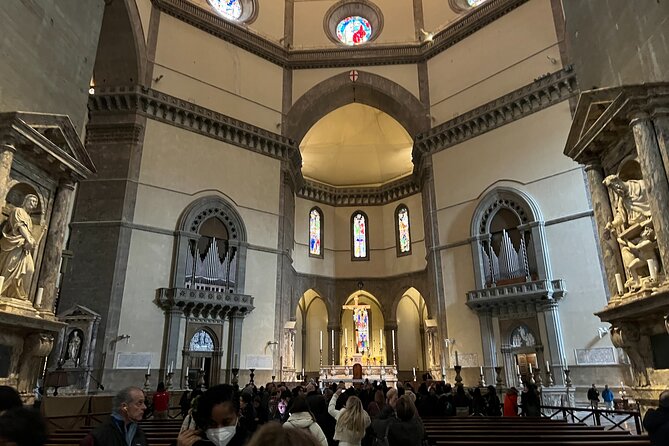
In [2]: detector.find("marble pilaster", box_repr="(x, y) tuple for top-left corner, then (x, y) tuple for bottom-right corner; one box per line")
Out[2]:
(652, 112), (669, 195)
(584, 162), (625, 298)
(541, 302), (566, 385)
(37, 180), (76, 315)
(0, 142), (16, 211)
(631, 113), (669, 272)
(226, 311), (244, 382)
(478, 311), (496, 384)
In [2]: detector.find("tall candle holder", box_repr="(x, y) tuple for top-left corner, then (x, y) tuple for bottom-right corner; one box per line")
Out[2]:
(143, 373), (151, 392)
(166, 372), (174, 391)
(494, 366), (503, 388)
(231, 368), (239, 386)
(534, 368), (543, 387)
(546, 368), (554, 387)
(454, 365), (463, 386)
(319, 349), (323, 369)
(380, 346), (384, 366)
(564, 368), (572, 388)
(249, 368), (255, 385)
(517, 369), (524, 388)
(479, 371), (486, 388)
(197, 369), (206, 390)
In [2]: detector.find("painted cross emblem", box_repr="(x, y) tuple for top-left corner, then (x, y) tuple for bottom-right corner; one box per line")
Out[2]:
(349, 70), (359, 82)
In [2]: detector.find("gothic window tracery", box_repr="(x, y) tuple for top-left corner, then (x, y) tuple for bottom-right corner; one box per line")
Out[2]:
(309, 207), (323, 258)
(207, 0), (257, 23)
(351, 211), (369, 260)
(395, 204), (411, 256)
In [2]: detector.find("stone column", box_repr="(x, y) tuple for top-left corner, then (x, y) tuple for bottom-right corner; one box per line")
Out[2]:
(541, 301), (566, 385)
(583, 162), (624, 298)
(163, 308), (184, 379)
(651, 112), (669, 184)
(631, 113), (669, 272)
(478, 311), (496, 384)
(37, 180), (76, 314)
(227, 311), (244, 382)
(0, 142), (16, 210)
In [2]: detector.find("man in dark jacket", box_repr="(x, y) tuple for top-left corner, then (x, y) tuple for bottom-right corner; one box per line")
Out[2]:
(371, 388), (398, 441)
(643, 390), (669, 446)
(81, 387), (148, 446)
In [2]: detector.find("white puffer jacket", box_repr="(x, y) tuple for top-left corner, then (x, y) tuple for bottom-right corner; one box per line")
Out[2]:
(283, 411), (329, 446)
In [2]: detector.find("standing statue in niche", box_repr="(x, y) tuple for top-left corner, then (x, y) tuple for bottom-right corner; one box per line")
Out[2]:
(0, 194), (40, 299)
(66, 331), (82, 365)
(603, 175), (651, 230)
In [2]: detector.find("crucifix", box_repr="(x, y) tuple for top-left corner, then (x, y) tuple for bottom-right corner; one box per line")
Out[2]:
(343, 295), (371, 354)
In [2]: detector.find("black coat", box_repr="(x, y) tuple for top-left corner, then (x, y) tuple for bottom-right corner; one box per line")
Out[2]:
(644, 407), (669, 446)
(81, 418), (147, 446)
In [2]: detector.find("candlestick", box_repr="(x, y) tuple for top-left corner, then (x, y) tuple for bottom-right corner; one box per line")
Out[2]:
(528, 363), (533, 374)
(515, 364), (520, 375)
(234, 353), (239, 368)
(345, 328), (348, 346)
(391, 330), (395, 351)
(412, 367), (416, 381)
(545, 361), (550, 372)
(479, 366), (483, 375)
(455, 351), (459, 367)
(320, 331), (323, 350)
(147, 363), (151, 375)
(379, 329), (383, 349)
(615, 273), (625, 295)
(331, 330), (334, 350)
(35, 287), (44, 308)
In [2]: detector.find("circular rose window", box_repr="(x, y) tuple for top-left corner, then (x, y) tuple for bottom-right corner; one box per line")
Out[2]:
(208, 0), (242, 20)
(336, 16), (373, 46)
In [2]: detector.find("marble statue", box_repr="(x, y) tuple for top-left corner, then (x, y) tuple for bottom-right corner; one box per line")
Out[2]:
(0, 194), (39, 299)
(603, 175), (651, 230)
(615, 226), (659, 290)
(67, 331), (82, 363)
(511, 325), (535, 347)
(610, 325), (651, 387)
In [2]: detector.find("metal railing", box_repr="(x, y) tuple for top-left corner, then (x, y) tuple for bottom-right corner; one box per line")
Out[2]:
(539, 404), (643, 435)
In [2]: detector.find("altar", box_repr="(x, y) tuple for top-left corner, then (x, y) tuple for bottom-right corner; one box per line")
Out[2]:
(318, 364), (398, 387)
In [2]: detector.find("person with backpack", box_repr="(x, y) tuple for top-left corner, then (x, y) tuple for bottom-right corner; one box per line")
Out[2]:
(283, 396), (328, 446)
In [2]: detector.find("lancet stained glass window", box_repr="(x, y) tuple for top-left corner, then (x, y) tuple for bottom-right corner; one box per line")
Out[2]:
(208, 0), (243, 20)
(336, 16), (373, 46)
(396, 206), (411, 255)
(189, 330), (215, 352)
(352, 212), (368, 259)
(309, 208), (322, 257)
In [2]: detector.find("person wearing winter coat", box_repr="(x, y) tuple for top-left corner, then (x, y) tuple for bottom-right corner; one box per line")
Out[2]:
(283, 396), (328, 446)
(328, 387), (371, 446)
(643, 390), (669, 446)
(387, 395), (424, 446)
(503, 387), (518, 417)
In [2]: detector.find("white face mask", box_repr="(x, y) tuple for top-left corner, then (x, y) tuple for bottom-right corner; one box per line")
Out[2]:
(206, 426), (236, 446)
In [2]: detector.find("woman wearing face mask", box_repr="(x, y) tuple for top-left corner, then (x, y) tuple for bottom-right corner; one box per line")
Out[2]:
(327, 386), (370, 446)
(177, 384), (249, 446)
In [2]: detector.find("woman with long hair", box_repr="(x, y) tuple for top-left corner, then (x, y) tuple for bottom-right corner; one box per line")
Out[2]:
(328, 387), (371, 446)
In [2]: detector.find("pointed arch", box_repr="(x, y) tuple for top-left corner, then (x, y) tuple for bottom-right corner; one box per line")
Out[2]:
(284, 71), (429, 144)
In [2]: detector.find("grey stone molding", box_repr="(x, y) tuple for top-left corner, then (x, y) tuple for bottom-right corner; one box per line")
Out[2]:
(151, 0), (528, 69)
(157, 287), (255, 319)
(88, 85), (303, 181)
(466, 278), (566, 315)
(297, 176), (420, 207)
(414, 67), (577, 158)
(0, 112), (96, 181)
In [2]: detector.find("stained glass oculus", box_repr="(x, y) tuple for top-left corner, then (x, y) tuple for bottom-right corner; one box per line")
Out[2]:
(208, 0), (243, 20)
(467, 0), (487, 6)
(336, 16), (373, 46)
(309, 208), (322, 257)
(353, 213), (367, 258)
(397, 207), (411, 254)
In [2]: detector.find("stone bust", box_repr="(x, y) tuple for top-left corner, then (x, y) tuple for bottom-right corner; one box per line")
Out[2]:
(0, 194), (39, 299)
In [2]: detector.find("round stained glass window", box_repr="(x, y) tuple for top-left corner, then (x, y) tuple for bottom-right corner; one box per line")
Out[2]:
(208, 0), (243, 20)
(336, 16), (373, 46)
(467, 0), (487, 6)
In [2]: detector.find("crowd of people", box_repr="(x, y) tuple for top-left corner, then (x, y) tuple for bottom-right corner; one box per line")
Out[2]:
(1, 382), (668, 446)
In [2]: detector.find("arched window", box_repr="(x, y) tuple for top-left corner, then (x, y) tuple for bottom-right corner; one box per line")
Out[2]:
(395, 205), (412, 256)
(189, 330), (215, 352)
(351, 211), (369, 260)
(449, 0), (488, 13)
(309, 207), (323, 258)
(207, 0), (258, 23)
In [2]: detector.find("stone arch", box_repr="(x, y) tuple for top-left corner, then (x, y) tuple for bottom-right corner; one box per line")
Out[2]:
(284, 71), (429, 144)
(389, 285), (430, 323)
(93, 0), (147, 86)
(173, 195), (248, 292)
(470, 186), (543, 237)
(187, 326), (220, 351)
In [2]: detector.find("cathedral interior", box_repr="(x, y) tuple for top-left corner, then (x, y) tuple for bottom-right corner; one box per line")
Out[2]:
(0, 0), (668, 411)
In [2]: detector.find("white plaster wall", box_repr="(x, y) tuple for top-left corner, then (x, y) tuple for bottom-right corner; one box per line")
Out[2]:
(116, 230), (173, 366)
(293, 194), (426, 278)
(152, 13), (283, 132)
(292, 65), (420, 109)
(428, 0), (563, 125)
(396, 295), (424, 370)
(135, 0), (151, 43)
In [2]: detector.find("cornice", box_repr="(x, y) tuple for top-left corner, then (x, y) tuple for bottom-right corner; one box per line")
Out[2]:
(414, 67), (578, 158)
(297, 176), (420, 207)
(88, 85), (302, 174)
(151, 0), (529, 69)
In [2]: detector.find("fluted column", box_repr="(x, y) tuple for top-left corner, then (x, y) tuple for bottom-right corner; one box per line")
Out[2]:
(631, 113), (669, 272)
(583, 161), (625, 298)
(226, 311), (245, 382)
(0, 142), (17, 210)
(541, 301), (566, 385)
(37, 180), (76, 314)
